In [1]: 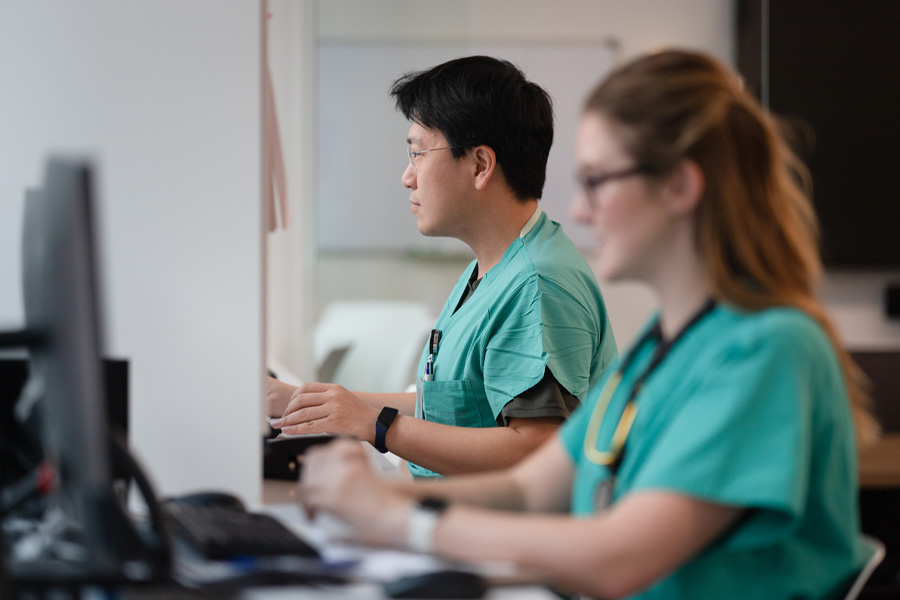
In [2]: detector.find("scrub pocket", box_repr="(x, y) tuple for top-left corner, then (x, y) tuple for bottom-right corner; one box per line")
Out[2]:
(419, 379), (483, 428)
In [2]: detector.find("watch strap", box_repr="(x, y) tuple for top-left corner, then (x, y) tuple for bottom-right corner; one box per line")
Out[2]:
(374, 406), (399, 453)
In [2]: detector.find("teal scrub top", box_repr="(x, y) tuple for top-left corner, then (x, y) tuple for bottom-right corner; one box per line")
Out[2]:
(409, 211), (617, 478)
(559, 304), (866, 600)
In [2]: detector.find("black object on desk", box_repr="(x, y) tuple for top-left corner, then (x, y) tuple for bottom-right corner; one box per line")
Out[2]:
(0, 357), (129, 491)
(162, 495), (319, 561)
(384, 570), (487, 599)
(263, 434), (334, 481)
(160, 493), (351, 592)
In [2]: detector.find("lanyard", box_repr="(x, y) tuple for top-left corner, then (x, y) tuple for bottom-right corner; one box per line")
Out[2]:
(583, 298), (717, 470)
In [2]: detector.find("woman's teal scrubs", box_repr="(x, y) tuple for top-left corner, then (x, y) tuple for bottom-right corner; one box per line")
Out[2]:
(559, 304), (866, 599)
(409, 210), (618, 478)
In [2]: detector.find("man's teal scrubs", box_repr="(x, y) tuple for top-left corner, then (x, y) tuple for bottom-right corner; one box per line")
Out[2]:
(409, 209), (617, 478)
(559, 304), (867, 599)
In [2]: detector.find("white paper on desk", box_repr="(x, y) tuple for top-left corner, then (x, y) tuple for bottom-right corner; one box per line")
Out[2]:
(350, 549), (453, 582)
(308, 514), (504, 584)
(258, 505), (529, 590)
(347, 548), (526, 585)
(262, 508), (452, 581)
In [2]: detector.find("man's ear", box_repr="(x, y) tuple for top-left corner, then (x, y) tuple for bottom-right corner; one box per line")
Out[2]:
(665, 158), (705, 215)
(471, 145), (497, 191)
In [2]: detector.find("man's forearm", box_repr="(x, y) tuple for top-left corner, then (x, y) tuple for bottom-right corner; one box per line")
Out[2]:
(353, 391), (416, 416)
(383, 416), (560, 476)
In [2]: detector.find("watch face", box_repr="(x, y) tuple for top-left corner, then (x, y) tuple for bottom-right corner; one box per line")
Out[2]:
(375, 407), (399, 454)
(377, 407), (399, 427)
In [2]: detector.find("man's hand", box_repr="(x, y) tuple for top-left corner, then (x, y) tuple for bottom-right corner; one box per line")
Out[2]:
(300, 439), (412, 547)
(266, 376), (298, 417)
(272, 382), (380, 443)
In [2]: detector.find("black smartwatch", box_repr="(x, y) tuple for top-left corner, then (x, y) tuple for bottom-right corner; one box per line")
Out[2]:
(374, 406), (399, 453)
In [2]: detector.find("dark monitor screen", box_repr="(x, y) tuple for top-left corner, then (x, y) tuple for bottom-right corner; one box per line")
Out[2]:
(15, 159), (119, 578)
(4, 159), (167, 585)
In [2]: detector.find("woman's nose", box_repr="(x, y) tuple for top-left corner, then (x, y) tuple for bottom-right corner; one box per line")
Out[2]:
(570, 189), (593, 225)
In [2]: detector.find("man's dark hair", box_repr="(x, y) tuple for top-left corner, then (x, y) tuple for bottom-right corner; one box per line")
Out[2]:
(390, 55), (554, 201)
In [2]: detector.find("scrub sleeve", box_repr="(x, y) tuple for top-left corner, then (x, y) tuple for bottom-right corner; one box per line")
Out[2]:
(409, 212), (617, 478)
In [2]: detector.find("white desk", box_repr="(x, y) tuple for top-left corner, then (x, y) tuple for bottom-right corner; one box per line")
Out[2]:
(249, 447), (558, 600)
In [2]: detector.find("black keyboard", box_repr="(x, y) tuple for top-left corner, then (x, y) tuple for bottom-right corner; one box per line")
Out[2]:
(163, 502), (320, 560)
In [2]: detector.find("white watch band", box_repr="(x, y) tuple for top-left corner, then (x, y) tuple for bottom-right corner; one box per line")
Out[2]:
(407, 504), (443, 553)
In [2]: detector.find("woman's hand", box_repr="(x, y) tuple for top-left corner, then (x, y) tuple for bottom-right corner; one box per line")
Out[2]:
(299, 439), (413, 547)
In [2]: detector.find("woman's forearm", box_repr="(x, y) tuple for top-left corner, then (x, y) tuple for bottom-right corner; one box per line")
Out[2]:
(431, 492), (743, 599)
(387, 437), (575, 513)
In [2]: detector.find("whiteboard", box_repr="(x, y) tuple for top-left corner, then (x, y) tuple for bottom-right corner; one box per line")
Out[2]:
(317, 41), (614, 253)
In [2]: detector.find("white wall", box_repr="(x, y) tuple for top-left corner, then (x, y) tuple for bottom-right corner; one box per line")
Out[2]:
(314, 0), (732, 349)
(0, 1), (265, 501)
(317, 0), (734, 62)
(313, 0), (900, 353)
(265, 0), (318, 383)
(318, 41), (616, 253)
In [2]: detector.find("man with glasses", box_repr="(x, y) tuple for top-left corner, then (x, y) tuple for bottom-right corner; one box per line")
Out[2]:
(270, 56), (617, 477)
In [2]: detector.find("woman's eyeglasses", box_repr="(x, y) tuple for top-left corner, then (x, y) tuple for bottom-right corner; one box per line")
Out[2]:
(575, 165), (653, 207)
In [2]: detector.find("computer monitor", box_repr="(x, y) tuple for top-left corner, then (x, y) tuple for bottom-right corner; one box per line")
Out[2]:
(22, 160), (119, 576)
(3, 158), (169, 587)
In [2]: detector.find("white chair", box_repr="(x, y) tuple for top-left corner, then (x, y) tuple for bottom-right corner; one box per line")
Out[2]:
(314, 301), (436, 394)
(843, 534), (886, 600)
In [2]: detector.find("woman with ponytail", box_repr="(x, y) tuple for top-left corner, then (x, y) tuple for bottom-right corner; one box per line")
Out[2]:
(298, 50), (877, 599)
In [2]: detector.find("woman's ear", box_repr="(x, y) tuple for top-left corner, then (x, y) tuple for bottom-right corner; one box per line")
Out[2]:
(471, 145), (497, 191)
(665, 158), (705, 215)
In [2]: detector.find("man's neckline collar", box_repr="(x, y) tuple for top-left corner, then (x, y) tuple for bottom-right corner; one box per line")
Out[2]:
(519, 206), (542, 238)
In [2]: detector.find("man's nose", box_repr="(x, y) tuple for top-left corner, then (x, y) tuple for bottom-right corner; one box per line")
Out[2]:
(401, 163), (416, 189)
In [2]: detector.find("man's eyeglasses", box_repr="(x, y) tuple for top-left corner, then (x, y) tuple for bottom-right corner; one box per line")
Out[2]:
(575, 165), (653, 207)
(407, 146), (462, 168)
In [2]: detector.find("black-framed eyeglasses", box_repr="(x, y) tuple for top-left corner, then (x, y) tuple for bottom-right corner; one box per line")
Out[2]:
(407, 146), (462, 168)
(575, 165), (653, 207)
